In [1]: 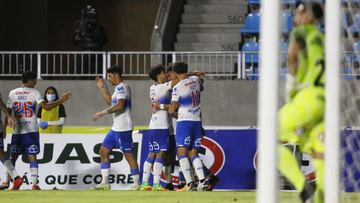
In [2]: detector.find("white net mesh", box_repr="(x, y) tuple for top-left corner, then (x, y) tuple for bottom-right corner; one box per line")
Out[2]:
(341, 0), (360, 201)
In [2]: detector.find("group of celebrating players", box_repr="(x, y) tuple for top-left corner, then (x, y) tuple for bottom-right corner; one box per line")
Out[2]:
(0, 61), (218, 192)
(0, 1), (326, 202)
(92, 62), (218, 191)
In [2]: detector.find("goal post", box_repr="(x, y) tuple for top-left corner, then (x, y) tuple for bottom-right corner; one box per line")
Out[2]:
(325, 0), (341, 203)
(256, 0), (281, 203)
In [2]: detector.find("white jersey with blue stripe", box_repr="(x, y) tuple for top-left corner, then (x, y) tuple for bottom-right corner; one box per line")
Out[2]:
(7, 87), (45, 134)
(149, 82), (172, 129)
(171, 76), (201, 122)
(112, 82), (133, 132)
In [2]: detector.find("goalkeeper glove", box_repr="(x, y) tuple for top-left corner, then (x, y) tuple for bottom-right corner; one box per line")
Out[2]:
(39, 121), (48, 129)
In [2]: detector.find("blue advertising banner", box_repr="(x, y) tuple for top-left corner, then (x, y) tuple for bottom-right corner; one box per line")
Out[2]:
(139, 129), (258, 190)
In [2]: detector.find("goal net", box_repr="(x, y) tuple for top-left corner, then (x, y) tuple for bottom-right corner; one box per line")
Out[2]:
(257, 0), (360, 202)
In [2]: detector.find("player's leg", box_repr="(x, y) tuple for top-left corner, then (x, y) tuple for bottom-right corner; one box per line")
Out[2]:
(140, 132), (155, 191)
(24, 132), (41, 190)
(139, 152), (155, 191)
(163, 134), (176, 190)
(7, 134), (23, 190)
(0, 135), (22, 190)
(93, 130), (117, 190)
(187, 121), (208, 191)
(307, 122), (325, 203)
(278, 88), (324, 201)
(119, 130), (140, 190)
(199, 127), (219, 191)
(152, 129), (169, 191)
(176, 121), (196, 191)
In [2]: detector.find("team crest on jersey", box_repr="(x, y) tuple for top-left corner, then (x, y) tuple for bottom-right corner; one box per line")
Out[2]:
(117, 86), (124, 93)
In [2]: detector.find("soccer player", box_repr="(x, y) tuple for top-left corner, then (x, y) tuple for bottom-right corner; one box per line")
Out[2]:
(158, 65), (219, 191)
(92, 66), (139, 190)
(0, 92), (23, 190)
(139, 65), (172, 191)
(277, 2), (325, 202)
(168, 62), (208, 191)
(6, 71), (72, 190)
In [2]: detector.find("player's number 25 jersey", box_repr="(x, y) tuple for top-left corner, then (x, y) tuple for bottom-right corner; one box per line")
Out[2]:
(7, 87), (45, 134)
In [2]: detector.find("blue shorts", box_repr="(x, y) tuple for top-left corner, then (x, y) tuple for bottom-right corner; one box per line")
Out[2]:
(10, 132), (40, 155)
(102, 130), (133, 153)
(148, 129), (169, 153)
(175, 121), (202, 149)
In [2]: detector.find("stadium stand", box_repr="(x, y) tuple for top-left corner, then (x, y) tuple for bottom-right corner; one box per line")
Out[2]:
(175, 0), (247, 51)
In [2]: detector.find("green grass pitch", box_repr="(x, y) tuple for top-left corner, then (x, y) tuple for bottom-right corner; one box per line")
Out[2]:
(0, 191), (359, 203)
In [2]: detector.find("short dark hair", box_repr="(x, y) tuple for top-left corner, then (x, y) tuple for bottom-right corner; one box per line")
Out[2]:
(149, 64), (165, 82)
(22, 71), (37, 83)
(172, 62), (188, 74)
(106, 66), (123, 76)
(300, 1), (324, 20)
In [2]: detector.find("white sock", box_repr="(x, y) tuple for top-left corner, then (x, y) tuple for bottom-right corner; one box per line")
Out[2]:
(2, 160), (19, 179)
(178, 156), (193, 184)
(142, 160), (153, 183)
(101, 168), (109, 184)
(132, 174), (139, 187)
(164, 165), (172, 184)
(30, 167), (38, 185)
(153, 159), (164, 185)
(192, 156), (205, 181)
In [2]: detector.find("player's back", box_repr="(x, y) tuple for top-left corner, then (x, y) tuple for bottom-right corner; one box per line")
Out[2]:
(172, 76), (201, 121)
(292, 24), (325, 89)
(149, 82), (172, 129)
(8, 87), (44, 134)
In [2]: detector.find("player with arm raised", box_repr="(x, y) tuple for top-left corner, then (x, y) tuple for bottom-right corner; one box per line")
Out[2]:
(278, 2), (325, 202)
(92, 66), (139, 190)
(139, 65), (172, 191)
(6, 71), (71, 190)
(168, 62), (208, 191)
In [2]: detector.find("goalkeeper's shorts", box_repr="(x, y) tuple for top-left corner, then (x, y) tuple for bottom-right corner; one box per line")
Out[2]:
(279, 86), (325, 149)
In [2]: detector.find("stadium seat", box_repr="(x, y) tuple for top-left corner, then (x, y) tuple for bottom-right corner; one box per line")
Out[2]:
(280, 41), (289, 80)
(240, 12), (260, 34)
(282, 12), (294, 33)
(349, 12), (360, 33)
(248, 0), (260, 5)
(242, 40), (259, 80)
(343, 66), (353, 80)
(280, 67), (288, 80)
(242, 40), (259, 64)
(281, 0), (298, 5)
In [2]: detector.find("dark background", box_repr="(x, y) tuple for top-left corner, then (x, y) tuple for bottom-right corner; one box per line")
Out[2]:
(0, 0), (160, 51)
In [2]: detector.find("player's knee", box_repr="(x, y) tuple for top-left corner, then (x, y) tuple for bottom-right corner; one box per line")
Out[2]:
(99, 146), (109, 157)
(148, 152), (156, 159)
(156, 151), (165, 159)
(177, 147), (187, 157)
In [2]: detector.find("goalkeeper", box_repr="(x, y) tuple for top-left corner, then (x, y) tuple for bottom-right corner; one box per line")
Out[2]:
(278, 2), (325, 203)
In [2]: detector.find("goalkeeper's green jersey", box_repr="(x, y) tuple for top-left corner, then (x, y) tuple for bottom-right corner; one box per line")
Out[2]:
(290, 24), (325, 90)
